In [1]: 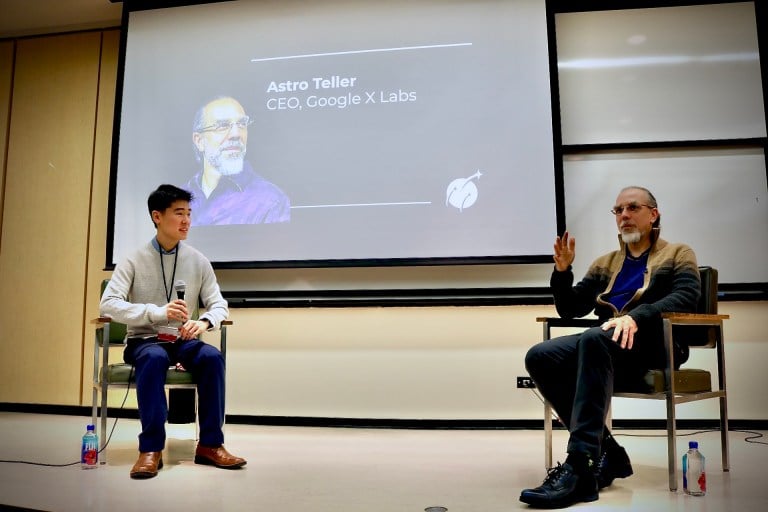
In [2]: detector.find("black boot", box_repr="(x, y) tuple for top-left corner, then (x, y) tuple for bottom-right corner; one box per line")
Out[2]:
(595, 433), (633, 490)
(520, 453), (598, 509)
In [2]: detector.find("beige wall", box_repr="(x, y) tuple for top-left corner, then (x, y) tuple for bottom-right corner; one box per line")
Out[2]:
(222, 301), (768, 421)
(0, 32), (103, 404)
(0, 30), (766, 421)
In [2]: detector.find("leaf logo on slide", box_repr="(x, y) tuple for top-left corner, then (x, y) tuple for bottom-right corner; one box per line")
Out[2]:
(446, 170), (482, 212)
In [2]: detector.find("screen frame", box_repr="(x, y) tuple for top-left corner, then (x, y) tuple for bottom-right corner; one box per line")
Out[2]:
(105, 0), (567, 270)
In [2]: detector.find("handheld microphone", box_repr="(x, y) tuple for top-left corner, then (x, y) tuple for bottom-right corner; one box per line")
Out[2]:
(174, 280), (186, 301)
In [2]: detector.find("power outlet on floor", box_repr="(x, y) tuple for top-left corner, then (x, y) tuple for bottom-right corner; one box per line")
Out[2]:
(517, 376), (535, 388)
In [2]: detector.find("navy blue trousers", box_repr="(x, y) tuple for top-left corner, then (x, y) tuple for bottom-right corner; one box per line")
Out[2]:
(124, 338), (225, 453)
(525, 326), (661, 461)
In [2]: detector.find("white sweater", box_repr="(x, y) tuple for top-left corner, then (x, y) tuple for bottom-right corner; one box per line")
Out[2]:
(100, 239), (229, 337)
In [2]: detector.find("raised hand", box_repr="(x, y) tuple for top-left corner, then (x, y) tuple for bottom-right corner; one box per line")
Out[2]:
(553, 231), (576, 272)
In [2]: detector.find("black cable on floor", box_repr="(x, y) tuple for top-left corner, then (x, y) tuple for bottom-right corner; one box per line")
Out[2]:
(732, 430), (767, 445)
(531, 387), (768, 447)
(0, 367), (134, 467)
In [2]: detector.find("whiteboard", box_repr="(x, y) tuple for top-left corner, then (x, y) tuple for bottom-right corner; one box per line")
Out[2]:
(556, 2), (765, 144)
(563, 148), (768, 285)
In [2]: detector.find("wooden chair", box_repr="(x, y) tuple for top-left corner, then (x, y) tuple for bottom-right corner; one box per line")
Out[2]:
(537, 266), (729, 491)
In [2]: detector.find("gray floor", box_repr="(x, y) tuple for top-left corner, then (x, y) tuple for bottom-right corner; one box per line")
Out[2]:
(0, 412), (766, 511)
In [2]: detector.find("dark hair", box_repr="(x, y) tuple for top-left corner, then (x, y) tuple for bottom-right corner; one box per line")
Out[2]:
(622, 185), (661, 229)
(147, 184), (193, 227)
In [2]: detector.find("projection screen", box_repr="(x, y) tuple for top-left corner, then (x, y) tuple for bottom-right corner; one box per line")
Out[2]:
(110, 0), (559, 267)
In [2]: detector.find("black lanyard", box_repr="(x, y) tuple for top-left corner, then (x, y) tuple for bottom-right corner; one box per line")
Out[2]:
(159, 242), (179, 303)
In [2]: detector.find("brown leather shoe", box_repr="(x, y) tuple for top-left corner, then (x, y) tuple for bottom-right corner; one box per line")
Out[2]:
(130, 451), (163, 479)
(194, 445), (246, 469)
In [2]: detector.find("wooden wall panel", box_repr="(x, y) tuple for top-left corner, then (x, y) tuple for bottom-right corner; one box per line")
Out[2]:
(0, 41), (14, 252)
(0, 32), (102, 404)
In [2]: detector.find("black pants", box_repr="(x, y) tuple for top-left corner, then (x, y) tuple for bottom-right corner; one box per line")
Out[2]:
(525, 326), (662, 460)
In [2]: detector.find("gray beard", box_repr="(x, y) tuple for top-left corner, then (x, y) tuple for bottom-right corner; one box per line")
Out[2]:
(216, 156), (244, 176)
(206, 152), (245, 176)
(621, 231), (641, 244)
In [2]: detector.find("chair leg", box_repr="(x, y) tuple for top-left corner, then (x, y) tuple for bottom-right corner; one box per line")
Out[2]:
(666, 396), (677, 492)
(100, 377), (108, 464)
(195, 388), (200, 442)
(720, 395), (730, 471)
(91, 386), (98, 432)
(544, 402), (553, 469)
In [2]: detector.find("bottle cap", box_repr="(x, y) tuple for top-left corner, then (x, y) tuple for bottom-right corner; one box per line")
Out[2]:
(689, 441), (698, 449)
(87, 424), (95, 431)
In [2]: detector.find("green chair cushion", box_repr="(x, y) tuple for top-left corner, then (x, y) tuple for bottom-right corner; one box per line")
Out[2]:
(643, 368), (712, 394)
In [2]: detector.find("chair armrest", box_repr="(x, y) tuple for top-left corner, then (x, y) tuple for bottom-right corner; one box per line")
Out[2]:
(662, 312), (728, 352)
(535, 317), (601, 328)
(537, 314), (729, 327)
(536, 317), (601, 342)
(93, 318), (232, 325)
(662, 312), (729, 325)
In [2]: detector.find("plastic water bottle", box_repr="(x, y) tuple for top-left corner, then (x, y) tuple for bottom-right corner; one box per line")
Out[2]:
(682, 441), (705, 496)
(81, 424), (98, 469)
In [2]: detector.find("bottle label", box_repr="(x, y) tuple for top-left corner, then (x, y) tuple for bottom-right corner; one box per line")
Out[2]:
(698, 471), (707, 493)
(682, 454), (688, 489)
(82, 438), (98, 466)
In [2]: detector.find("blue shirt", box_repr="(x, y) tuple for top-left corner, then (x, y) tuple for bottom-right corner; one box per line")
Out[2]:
(606, 251), (649, 313)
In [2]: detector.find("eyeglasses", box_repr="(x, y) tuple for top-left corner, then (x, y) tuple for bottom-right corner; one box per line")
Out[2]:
(197, 116), (253, 134)
(610, 203), (655, 215)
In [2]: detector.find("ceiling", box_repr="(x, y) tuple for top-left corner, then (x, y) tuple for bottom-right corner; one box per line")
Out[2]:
(0, 0), (123, 38)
